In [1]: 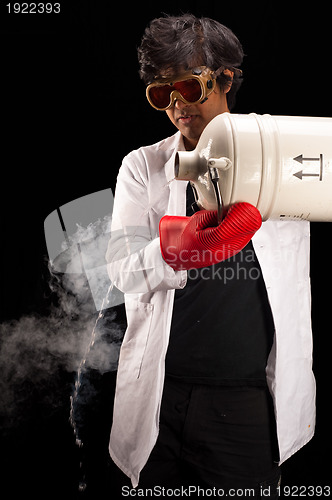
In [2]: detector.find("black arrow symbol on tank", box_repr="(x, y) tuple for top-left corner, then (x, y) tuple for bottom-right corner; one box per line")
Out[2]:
(293, 154), (323, 181)
(293, 171), (320, 180)
(293, 154), (321, 164)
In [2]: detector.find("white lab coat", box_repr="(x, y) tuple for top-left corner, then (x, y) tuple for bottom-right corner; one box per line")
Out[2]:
(106, 131), (316, 488)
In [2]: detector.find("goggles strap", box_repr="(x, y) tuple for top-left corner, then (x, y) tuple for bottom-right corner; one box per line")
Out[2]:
(212, 65), (243, 78)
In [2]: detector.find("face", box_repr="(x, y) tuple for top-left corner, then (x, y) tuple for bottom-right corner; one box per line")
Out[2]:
(165, 71), (232, 150)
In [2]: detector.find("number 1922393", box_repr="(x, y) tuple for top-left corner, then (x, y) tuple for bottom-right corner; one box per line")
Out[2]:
(278, 485), (330, 497)
(6, 3), (60, 13)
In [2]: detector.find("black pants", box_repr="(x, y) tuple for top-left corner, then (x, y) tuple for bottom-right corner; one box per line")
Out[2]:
(113, 377), (281, 498)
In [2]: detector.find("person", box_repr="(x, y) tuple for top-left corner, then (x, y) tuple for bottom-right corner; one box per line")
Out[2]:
(106, 14), (315, 498)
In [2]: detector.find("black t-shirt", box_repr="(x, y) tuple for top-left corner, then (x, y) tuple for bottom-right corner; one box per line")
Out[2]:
(165, 183), (275, 385)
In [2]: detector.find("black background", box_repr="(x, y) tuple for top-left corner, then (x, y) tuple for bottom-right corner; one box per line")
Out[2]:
(1, 1), (330, 498)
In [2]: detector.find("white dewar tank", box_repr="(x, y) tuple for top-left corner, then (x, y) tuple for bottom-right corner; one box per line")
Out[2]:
(175, 113), (332, 222)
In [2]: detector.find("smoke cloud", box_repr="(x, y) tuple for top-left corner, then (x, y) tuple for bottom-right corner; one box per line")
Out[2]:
(0, 210), (126, 441)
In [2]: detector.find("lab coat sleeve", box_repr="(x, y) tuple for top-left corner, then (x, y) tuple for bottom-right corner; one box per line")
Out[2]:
(106, 154), (187, 294)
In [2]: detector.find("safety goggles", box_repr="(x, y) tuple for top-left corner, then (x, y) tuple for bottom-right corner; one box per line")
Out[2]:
(146, 66), (242, 111)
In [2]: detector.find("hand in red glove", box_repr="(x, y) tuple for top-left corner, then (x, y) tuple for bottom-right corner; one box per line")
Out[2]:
(159, 203), (262, 271)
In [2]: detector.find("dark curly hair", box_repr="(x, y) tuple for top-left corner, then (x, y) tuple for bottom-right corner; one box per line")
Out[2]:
(138, 14), (244, 110)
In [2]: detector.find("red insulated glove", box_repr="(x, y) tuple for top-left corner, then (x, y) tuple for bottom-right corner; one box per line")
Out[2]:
(159, 203), (262, 271)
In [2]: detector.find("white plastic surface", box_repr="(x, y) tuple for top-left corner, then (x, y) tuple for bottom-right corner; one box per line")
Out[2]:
(175, 113), (332, 221)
